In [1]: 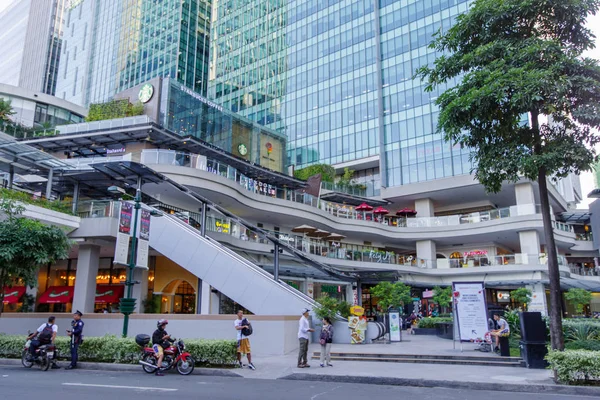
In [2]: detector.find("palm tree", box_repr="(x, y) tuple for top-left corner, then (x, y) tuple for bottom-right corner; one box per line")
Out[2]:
(0, 99), (15, 124)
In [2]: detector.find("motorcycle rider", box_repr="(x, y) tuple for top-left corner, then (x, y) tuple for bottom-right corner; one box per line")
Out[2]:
(152, 319), (173, 376)
(28, 316), (57, 361)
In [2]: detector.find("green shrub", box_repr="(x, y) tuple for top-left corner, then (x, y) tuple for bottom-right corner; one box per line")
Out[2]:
(417, 317), (452, 329)
(563, 320), (600, 342)
(565, 340), (600, 351)
(0, 188), (73, 215)
(293, 164), (335, 182)
(546, 350), (600, 385)
(0, 334), (236, 366)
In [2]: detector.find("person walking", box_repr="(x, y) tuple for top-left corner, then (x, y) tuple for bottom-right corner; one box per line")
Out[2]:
(319, 317), (334, 367)
(65, 310), (84, 369)
(297, 308), (314, 368)
(234, 310), (256, 370)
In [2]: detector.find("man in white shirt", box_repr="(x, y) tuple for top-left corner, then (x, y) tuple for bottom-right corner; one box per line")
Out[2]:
(297, 308), (314, 368)
(491, 313), (511, 352)
(28, 316), (58, 361)
(234, 310), (255, 370)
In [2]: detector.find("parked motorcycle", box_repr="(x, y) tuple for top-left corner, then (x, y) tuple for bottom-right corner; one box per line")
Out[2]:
(22, 331), (56, 371)
(135, 334), (194, 375)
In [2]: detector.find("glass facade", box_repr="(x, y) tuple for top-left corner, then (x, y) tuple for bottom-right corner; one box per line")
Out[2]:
(57, 0), (211, 107)
(209, 0), (473, 189)
(162, 79), (287, 172)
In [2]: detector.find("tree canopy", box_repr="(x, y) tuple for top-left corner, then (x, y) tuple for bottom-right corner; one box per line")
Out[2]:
(564, 288), (592, 315)
(371, 281), (412, 310)
(0, 98), (15, 124)
(0, 199), (71, 315)
(416, 0), (600, 351)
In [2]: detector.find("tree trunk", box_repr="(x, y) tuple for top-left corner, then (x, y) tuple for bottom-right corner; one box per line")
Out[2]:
(537, 168), (564, 350)
(531, 109), (564, 351)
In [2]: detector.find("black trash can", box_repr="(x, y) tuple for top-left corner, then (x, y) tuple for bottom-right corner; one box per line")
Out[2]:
(519, 312), (548, 368)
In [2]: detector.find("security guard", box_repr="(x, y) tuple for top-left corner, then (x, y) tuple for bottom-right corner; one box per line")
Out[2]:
(65, 310), (84, 370)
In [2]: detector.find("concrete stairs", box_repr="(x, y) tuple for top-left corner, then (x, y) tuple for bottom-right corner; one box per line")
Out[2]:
(311, 352), (526, 368)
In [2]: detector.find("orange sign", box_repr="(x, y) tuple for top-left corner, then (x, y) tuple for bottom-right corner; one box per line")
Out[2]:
(350, 305), (365, 316)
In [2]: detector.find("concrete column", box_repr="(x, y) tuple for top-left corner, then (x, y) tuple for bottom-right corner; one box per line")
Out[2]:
(514, 182), (537, 215)
(210, 290), (220, 314)
(345, 284), (354, 304)
(526, 283), (548, 316)
(416, 240), (437, 268)
(415, 198), (434, 217)
(132, 267), (149, 313)
(306, 278), (315, 299)
(519, 230), (541, 264)
(72, 244), (101, 314)
(199, 280), (211, 314)
(71, 182), (80, 214)
(8, 165), (14, 189)
(25, 284), (38, 313)
(45, 168), (54, 200)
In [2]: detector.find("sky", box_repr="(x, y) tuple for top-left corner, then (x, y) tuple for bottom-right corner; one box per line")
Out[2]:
(0, 1), (598, 205)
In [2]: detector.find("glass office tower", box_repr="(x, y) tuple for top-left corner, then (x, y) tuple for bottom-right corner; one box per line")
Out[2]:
(208, 0), (472, 191)
(57, 0), (211, 107)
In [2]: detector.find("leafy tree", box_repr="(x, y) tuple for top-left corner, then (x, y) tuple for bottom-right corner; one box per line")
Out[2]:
(564, 288), (592, 316)
(293, 164), (335, 182)
(510, 288), (533, 311)
(417, 0), (600, 350)
(0, 199), (71, 315)
(0, 98), (15, 124)
(313, 294), (340, 319)
(432, 286), (453, 312)
(370, 281), (412, 311)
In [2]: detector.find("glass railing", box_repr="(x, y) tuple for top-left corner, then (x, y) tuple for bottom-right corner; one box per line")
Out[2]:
(64, 149), (568, 230)
(78, 200), (571, 270)
(553, 221), (575, 233)
(321, 181), (367, 197)
(576, 232), (593, 241)
(569, 265), (599, 276)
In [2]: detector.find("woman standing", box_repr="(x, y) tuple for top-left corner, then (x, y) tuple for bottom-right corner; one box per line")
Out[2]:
(319, 317), (334, 367)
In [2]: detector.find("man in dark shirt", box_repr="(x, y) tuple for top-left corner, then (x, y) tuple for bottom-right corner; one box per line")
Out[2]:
(152, 319), (172, 376)
(66, 310), (84, 369)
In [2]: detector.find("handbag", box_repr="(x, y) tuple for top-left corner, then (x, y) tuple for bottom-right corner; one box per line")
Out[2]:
(319, 338), (326, 345)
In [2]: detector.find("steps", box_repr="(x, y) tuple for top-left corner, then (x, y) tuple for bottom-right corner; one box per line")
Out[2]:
(311, 352), (526, 368)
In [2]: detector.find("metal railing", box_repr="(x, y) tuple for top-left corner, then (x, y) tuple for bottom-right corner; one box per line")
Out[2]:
(569, 265), (600, 276)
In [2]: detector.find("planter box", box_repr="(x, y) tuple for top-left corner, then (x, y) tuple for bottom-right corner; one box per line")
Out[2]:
(413, 327), (437, 335)
(435, 322), (453, 339)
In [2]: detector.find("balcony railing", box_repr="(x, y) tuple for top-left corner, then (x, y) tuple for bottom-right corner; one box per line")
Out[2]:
(569, 265), (600, 276)
(65, 150), (584, 232)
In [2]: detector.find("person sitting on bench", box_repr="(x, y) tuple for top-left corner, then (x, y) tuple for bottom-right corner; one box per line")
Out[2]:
(490, 313), (510, 353)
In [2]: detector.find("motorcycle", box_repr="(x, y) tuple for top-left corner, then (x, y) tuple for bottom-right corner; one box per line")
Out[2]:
(22, 331), (56, 371)
(136, 334), (194, 375)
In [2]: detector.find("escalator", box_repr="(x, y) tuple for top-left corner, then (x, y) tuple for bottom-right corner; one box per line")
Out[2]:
(149, 209), (317, 315)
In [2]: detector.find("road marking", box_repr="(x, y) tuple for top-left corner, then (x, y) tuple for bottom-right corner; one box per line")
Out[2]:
(62, 383), (177, 392)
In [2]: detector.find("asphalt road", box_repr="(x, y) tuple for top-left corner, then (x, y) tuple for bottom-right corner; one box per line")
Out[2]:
(0, 365), (592, 400)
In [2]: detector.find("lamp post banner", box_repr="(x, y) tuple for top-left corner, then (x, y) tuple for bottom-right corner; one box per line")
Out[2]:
(452, 281), (489, 342)
(139, 209), (151, 240)
(135, 208), (151, 269)
(114, 201), (134, 265)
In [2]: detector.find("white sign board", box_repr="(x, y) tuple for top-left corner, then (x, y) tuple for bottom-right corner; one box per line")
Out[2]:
(389, 311), (401, 342)
(453, 282), (489, 342)
(527, 283), (548, 316)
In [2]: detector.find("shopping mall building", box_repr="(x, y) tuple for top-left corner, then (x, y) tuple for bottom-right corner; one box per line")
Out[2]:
(1, 78), (599, 324)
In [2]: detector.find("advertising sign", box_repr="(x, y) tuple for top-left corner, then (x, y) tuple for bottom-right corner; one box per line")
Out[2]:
(452, 282), (489, 342)
(389, 311), (401, 342)
(136, 208), (151, 269)
(348, 316), (368, 344)
(527, 283), (548, 316)
(114, 201), (133, 265)
(139, 209), (151, 240)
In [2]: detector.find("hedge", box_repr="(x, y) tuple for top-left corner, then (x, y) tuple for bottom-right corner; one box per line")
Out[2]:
(546, 350), (600, 385)
(417, 317), (453, 329)
(0, 334), (237, 366)
(565, 340), (600, 351)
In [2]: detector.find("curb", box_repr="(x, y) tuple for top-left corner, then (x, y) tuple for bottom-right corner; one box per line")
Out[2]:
(279, 373), (600, 397)
(0, 358), (242, 378)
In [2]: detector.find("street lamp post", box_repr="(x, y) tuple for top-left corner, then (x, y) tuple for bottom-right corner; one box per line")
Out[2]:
(119, 188), (141, 338)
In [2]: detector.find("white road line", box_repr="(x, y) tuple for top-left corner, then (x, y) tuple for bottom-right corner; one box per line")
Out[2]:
(62, 383), (178, 392)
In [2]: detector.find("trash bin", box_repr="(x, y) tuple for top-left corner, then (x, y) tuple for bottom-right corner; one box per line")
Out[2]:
(519, 312), (548, 369)
(498, 335), (510, 357)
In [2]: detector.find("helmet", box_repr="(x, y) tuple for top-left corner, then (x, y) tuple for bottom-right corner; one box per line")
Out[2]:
(157, 319), (168, 328)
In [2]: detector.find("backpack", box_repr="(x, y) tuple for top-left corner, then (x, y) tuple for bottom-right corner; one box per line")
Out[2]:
(38, 324), (54, 344)
(241, 318), (253, 336)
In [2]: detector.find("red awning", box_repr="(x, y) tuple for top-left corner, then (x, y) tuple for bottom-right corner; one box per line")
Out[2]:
(2, 286), (26, 304)
(95, 285), (124, 304)
(38, 286), (74, 304)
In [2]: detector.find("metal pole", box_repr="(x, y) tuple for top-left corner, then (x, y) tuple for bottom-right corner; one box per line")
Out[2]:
(122, 177), (142, 337)
(71, 182), (79, 214)
(45, 168), (53, 199)
(357, 280), (362, 306)
(200, 202), (207, 237)
(273, 244), (280, 281)
(8, 164), (14, 189)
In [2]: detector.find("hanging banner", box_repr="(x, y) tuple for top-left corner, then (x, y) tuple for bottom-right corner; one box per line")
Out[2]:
(389, 311), (401, 342)
(452, 282), (489, 342)
(114, 201), (133, 265)
(348, 315), (368, 344)
(136, 208), (151, 269)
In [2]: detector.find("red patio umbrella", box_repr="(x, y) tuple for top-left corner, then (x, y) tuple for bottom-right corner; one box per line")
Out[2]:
(395, 208), (417, 216)
(373, 206), (389, 214)
(355, 203), (373, 211)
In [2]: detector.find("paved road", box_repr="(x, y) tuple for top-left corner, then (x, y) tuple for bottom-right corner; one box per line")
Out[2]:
(0, 365), (591, 400)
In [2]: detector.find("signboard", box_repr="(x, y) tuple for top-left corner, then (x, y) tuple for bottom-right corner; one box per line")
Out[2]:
(350, 305), (365, 316)
(106, 146), (126, 156)
(114, 201), (133, 265)
(215, 220), (230, 233)
(138, 83), (154, 103)
(136, 208), (151, 269)
(423, 289), (434, 299)
(527, 283), (548, 316)
(452, 282), (489, 342)
(389, 311), (401, 342)
(348, 316), (368, 344)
